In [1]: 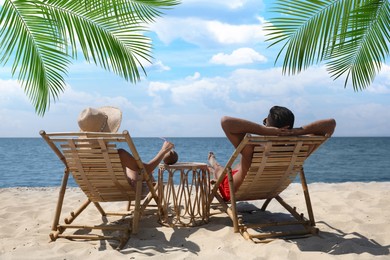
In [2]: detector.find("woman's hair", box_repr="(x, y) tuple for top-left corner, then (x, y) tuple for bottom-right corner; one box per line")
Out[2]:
(269, 106), (295, 129)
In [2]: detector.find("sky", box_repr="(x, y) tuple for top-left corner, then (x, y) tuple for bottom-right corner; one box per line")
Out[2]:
(1, 0), (390, 137)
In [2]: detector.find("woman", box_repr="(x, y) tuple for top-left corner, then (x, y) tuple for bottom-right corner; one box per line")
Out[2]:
(77, 106), (174, 188)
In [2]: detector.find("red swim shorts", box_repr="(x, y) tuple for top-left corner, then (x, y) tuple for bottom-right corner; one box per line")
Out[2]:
(219, 169), (238, 201)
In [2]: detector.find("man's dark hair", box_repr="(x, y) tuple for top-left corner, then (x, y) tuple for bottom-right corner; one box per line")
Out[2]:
(269, 106), (295, 129)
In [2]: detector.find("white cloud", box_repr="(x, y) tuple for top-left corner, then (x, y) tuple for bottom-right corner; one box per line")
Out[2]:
(147, 66), (333, 118)
(140, 66), (390, 136)
(230, 66), (334, 95)
(148, 82), (170, 96)
(148, 67), (331, 111)
(144, 60), (171, 72)
(207, 20), (265, 45)
(0, 79), (28, 104)
(210, 47), (267, 66)
(170, 78), (229, 105)
(150, 17), (266, 46)
(335, 103), (390, 136)
(186, 72), (201, 81)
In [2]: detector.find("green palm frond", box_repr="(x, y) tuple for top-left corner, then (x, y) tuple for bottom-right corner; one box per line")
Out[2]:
(85, 0), (180, 23)
(44, 0), (152, 82)
(0, 0), (180, 115)
(0, 0), (70, 115)
(328, 0), (390, 90)
(266, 0), (364, 73)
(266, 0), (390, 91)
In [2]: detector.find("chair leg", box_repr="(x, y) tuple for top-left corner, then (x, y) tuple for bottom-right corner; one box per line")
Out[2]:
(299, 169), (315, 225)
(140, 183), (158, 214)
(261, 198), (272, 211)
(50, 168), (70, 241)
(275, 195), (304, 220)
(64, 199), (92, 224)
(227, 168), (239, 233)
(93, 202), (106, 216)
(132, 176), (143, 234)
(127, 200), (132, 211)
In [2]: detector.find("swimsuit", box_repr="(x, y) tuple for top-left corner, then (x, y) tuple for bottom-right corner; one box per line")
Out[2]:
(219, 169), (238, 201)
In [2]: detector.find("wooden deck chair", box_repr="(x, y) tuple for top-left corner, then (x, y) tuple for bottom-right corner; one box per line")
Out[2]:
(40, 130), (162, 249)
(208, 134), (328, 242)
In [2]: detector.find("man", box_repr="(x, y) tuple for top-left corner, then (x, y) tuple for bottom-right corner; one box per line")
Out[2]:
(208, 105), (336, 201)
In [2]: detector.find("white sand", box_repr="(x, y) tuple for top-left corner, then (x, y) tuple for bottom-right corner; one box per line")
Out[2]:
(0, 182), (389, 259)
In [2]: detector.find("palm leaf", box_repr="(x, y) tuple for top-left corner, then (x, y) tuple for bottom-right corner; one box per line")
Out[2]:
(266, 0), (362, 74)
(266, 0), (390, 90)
(44, 1), (148, 82)
(0, 0), (70, 115)
(327, 0), (390, 90)
(0, 0), (180, 115)
(84, 0), (180, 24)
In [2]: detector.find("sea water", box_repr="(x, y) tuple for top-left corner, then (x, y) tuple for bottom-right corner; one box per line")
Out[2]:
(1, 137), (389, 188)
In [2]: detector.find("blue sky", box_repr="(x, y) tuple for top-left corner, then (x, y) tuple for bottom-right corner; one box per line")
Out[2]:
(1, 0), (390, 137)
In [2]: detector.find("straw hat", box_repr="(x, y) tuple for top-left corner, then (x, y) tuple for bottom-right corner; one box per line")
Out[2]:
(77, 106), (122, 133)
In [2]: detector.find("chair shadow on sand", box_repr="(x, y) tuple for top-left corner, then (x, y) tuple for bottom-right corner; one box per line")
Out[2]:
(231, 201), (390, 257)
(295, 221), (390, 256)
(118, 215), (227, 256)
(212, 201), (389, 257)
(92, 201), (389, 257)
(99, 206), (226, 256)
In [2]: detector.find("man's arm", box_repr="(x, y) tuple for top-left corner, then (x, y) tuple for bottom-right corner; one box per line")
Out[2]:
(290, 118), (336, 137)
(221, 116), (287, 148)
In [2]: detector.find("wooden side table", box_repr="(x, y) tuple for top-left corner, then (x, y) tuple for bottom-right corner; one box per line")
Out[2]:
(158, 162), (210, 227)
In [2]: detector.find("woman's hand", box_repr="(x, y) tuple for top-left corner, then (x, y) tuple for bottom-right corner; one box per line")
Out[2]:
(162, 141), (174, 152)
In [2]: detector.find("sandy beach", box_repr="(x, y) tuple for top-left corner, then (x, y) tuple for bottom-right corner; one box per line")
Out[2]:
(0, 182), (389, 259)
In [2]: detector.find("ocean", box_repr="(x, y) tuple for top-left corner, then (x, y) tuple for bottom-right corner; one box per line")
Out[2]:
(1, 137), (389, 188)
